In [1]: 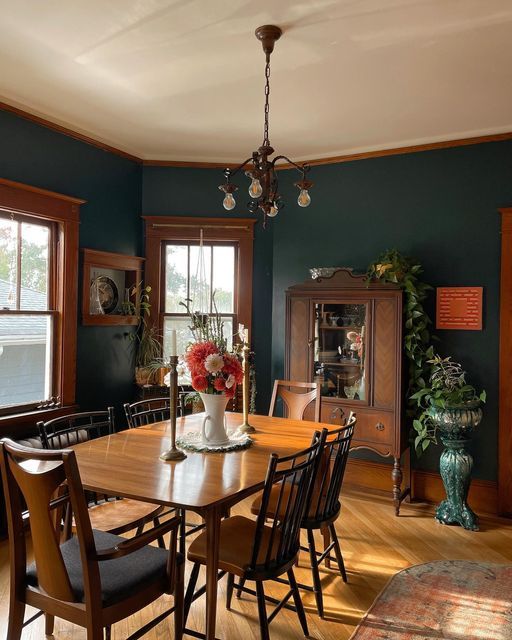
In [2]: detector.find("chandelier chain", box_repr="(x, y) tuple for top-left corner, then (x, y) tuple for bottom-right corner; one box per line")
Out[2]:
(263, 58), (271, 146)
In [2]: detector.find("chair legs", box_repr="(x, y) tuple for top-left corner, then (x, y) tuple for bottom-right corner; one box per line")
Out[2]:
(307, 529), (324, 618)
(45, 613), (55, 635)
(174, 560), (185, 640)
(287, 568), (309, 637)
(328, 522), (347, 582)
(184, 562), (200, 625)
(256, 581), (270, 640)
(7, 597), (24, 640)
(226, 573), (235, 610)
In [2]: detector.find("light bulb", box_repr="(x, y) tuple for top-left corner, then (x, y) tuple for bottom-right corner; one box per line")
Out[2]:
(267, 204), (278, 218)
(297, 189), (311, 207)
(223, 193), (236, 211)
(248, 178), (263, 198)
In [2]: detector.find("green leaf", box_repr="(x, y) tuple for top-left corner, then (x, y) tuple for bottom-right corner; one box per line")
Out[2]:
(421, 439), (430, 451)
(480, 390), (487, 402)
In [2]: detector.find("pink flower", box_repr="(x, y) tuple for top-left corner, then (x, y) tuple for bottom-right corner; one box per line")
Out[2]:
(225, 374), (235, 389)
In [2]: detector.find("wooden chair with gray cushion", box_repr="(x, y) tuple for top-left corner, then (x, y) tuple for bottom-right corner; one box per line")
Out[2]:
(269, 380), (321, 422)
(247, 412), (357, 618)
(184, 430), (325, 640)
(38, 409), (166, 543)
(0, 438), (184, 640)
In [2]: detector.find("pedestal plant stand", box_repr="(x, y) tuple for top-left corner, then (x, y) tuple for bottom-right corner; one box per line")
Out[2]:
(430, 403), (483, 531)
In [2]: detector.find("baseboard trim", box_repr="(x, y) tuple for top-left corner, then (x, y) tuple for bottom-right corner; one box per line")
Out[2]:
(343, 458), (499, 516)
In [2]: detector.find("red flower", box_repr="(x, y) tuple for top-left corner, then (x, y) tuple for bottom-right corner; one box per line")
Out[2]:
(213, 377), (226, 392)
(222, 354), (244, 384)
(185, 341), (218, 376)
(224, 384), (236, 399)
(191, 375), (208, 392)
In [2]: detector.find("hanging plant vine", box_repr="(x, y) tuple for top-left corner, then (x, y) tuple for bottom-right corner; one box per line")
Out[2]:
(366, 249), (435, 449)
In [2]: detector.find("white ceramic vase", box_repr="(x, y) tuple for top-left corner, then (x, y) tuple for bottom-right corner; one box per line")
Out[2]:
(199, 392), (230, 446)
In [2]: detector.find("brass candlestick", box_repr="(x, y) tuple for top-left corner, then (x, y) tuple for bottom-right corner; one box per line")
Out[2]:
(238, 342), (255, 434)
(160, 355), (187, 461)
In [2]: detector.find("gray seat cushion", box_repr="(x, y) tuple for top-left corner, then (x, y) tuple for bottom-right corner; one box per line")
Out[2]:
(15, 436), (44, 449)
(27, 529), (176, 606)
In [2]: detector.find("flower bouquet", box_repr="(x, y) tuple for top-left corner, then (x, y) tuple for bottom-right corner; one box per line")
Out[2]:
(180, 301), (244, 447)
(183, 302), (243, 399)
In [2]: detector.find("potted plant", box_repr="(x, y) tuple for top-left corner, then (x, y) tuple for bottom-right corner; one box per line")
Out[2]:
(411, 354), (486, 530)
(130, 285), (162, 386)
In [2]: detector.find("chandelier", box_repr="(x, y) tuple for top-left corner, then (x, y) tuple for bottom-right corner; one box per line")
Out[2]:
(219, 25), (313, 226)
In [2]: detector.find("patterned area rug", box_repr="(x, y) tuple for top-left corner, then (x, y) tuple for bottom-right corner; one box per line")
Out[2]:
(350, 560), (512, 639)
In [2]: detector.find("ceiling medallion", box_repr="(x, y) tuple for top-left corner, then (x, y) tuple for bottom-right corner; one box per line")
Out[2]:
(219, 25), (312, 227)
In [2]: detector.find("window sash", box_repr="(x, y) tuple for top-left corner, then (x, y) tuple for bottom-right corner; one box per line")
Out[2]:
(0, 210), (55, 312)
(0, 310), (57, 415)
(163, 240), (238, 315)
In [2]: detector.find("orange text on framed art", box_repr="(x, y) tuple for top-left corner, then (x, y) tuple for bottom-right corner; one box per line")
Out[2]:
(436, 287), (483, 330)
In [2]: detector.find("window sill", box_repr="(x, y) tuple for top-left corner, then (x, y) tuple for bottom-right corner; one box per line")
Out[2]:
(0, 405), (79, 438)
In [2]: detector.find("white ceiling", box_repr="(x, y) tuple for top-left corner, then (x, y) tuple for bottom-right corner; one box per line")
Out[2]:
(0, 0), (511, 162)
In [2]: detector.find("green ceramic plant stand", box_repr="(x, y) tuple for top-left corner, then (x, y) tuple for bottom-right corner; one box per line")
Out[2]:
(430, 403), (483, 531)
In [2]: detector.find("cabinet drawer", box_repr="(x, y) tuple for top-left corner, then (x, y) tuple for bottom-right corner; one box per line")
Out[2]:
(352, 411), (394, 446)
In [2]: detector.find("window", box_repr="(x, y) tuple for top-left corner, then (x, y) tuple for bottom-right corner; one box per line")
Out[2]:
(163, 242), (237, 357)
(0, 212), (54, 411)
(143, 216), (255, 360)
(0, 178), (82, 419)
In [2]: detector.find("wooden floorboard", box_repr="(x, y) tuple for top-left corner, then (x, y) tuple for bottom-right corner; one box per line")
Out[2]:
(1, 490), (511, 639)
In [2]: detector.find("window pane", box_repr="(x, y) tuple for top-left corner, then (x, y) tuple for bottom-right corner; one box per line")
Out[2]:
(21, 222), (49, 310)
(0, 217), (18, 309)
(163, 315), (233, 361)
(0, 313), (52, 408)
(165, 244), (188, 313)
(189, 245), (211, 313)
(212, 246), (234, 313)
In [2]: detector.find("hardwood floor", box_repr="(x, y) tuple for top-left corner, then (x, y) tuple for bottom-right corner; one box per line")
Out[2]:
(1, 490), (511, 639)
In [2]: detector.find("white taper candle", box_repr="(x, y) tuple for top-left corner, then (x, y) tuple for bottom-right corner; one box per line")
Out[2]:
(170, 329), (177, 356)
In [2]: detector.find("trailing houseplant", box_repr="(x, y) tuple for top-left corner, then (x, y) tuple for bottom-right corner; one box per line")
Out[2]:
(367, 250), (434, 444)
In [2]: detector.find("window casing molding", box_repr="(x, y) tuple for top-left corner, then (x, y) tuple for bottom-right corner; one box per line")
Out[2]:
(143, 216), (255, 344)
(0, 178), (84, 426)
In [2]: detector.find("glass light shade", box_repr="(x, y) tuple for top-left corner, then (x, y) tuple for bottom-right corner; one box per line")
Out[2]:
(248, 178), (263, 198)
(223, 193), (236, 210)
(267, 204), (278, 218)
(297, 189), (311, 207)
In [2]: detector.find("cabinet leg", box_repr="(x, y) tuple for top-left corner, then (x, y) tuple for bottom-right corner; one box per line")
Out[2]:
(392, 457), (402, 516)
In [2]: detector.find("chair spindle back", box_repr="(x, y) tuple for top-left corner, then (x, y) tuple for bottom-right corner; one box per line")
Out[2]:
(124, 397), (171, 428)
(307, 413), (356, 524)
(38, 409), (115, 449)
(249, 430), (325, 574)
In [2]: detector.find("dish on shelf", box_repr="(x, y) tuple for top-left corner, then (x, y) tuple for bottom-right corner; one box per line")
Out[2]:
(90, 276), (119, 314)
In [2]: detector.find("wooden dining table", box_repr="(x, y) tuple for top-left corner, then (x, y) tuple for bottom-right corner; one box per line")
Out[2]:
(73, 411), (322, 640)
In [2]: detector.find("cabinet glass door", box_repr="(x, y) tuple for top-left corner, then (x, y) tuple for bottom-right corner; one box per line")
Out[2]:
(313, 302), (368, 402)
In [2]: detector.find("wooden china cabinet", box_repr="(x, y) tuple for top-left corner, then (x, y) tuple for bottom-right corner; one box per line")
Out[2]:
(285, 268), (409, 515)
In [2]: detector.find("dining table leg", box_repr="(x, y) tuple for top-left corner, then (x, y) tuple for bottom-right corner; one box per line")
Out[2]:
(205, 505), (221, 640)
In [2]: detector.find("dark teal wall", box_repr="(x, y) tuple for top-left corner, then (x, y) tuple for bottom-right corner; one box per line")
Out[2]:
(1, 107), (509, 480)
(0, 110), (142, 423)
(142, 166), (274, 414)
(272, 141), (512, 480)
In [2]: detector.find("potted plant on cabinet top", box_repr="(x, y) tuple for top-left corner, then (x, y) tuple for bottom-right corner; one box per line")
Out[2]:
(411, 354), (486, 531)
